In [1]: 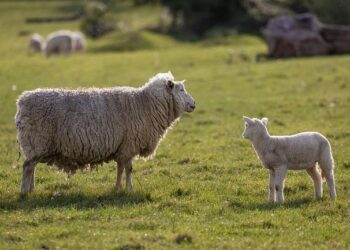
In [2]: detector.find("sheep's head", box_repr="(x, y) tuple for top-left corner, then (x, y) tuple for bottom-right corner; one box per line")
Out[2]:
(145, 71), (195, 114)
(242, 116), (269, 140)
(167, 79), (195, 113)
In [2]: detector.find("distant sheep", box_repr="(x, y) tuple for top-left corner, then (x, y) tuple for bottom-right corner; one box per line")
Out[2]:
(45, 30), (86, 57)
(72, 31), (86, 52)
(242, 116), (336, 204)
(28, 33), (45, 53)
(16, 72), (195, 194)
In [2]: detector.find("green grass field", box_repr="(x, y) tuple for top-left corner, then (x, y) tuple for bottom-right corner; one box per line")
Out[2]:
(0, 1), (350, 249)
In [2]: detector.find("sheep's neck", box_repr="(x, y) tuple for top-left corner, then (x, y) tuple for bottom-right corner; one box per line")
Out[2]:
(251, 132), (271, 154)
(143, 91), (177, 134)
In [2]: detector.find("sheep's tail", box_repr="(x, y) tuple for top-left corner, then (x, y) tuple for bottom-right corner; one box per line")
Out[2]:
(318, 138), (334, 182)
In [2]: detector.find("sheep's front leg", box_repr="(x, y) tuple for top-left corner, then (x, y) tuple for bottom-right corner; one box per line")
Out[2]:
(125, 159), (133, 191)
(116, 161), (124, 190)
(268, 170), (276, 203)
(275, 167), (287, 204)
(306, 166), (323, 199)
(20, 160), (36, 194)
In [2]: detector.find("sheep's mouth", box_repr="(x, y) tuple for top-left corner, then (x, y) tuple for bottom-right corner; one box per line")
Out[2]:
(186, 104), (195, 112)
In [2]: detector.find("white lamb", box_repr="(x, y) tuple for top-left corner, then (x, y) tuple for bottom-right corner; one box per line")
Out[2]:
(242, 116), (336, 204)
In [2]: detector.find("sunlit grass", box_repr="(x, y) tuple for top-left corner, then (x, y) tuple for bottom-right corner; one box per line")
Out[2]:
(0, 1), (350, 249)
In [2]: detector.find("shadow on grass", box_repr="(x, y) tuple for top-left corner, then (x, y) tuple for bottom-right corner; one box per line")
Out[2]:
(0, 189), (152, 211)
(228, 197), (313, 211)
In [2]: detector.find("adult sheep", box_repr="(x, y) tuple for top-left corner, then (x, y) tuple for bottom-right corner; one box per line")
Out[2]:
(28, 33), (45, 53)
(45, 30), (85, 56)
(16, 72), (196, 194)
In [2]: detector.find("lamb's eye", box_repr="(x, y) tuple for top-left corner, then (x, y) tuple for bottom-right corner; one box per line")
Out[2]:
(180, 88), (184, 92)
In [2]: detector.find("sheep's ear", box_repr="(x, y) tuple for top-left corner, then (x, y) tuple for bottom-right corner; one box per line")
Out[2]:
(261, 117), (268, 126)
(167, 71), (174, 78)
(167, 80), (174, 89)
(243, 116), (253, 125)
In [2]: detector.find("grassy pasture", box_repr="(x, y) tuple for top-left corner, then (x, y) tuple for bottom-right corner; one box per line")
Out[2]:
(0, 1), (350, 249)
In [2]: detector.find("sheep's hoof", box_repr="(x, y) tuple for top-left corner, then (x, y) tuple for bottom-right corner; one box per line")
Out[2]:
(20, 188), (30, 197)
(20, 184), (32, 195)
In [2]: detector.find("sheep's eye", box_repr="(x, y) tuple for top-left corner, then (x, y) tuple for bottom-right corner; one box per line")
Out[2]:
(180, 88), (184, 92)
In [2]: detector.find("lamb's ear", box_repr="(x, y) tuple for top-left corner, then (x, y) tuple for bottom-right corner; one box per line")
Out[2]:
(167, 80), (174, 89)
(261, 117), (268, 126)
(243, 116), (253, 125)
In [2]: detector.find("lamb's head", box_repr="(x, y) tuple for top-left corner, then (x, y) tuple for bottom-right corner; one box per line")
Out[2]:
(144, 71), (196, 114)
(242, 116), (269, 140)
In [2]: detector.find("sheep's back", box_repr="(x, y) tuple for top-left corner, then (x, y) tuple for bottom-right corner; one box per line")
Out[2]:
(16, 89), (126, 165)
(273, 132), (328, 165)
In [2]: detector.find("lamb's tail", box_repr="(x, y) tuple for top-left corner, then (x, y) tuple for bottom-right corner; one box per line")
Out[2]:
(318, 138), (334, 182)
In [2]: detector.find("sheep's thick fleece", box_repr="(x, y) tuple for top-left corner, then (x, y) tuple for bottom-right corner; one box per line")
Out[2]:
(16, 72), (195, 174)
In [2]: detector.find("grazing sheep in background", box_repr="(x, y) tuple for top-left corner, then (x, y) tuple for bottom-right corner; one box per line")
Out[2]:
(45, 30), (75, 57)
(16, 72), (195, 194)
(28, 33), (45, 53)
(242, 116), (336, 204)
(45, 30), (86, 56)
(72, 31), (86, 52)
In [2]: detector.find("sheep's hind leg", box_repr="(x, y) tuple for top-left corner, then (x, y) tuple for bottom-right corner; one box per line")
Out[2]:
(275, 167), (287, 204)
(20, 160), (36, 194)
(306, 166), (323, 199)
(268, 170), (276, 203)
(323, 169), (336, 200)
(125, 159), (133, 191)
(116, 161), (124, 190)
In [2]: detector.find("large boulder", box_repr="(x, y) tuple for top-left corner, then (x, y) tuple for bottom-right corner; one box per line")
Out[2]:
(263, 13), (350, 58)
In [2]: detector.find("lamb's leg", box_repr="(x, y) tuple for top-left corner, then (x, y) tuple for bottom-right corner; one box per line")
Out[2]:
(20, 160), (36, 194)
(306, 166), (323, 199)
(324, 169), (336, 200)
(275, 167), (287, 204)
(125, 159), (133, 191)
(268, 170), (276, 203)
(116, 161), (124, 190)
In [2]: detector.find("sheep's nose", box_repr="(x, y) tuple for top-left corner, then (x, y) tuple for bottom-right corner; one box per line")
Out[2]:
(190, 102), (196, 110)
